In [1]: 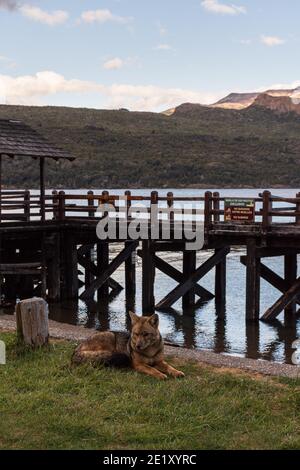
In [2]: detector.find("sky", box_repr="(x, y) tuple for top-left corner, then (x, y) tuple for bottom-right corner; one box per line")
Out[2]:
(0, 0), (299, 111)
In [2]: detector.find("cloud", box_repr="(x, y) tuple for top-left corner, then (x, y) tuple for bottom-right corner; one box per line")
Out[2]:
(201, 0), (246, 15)
(154, 44), (173, 51)
(80, 9), (131, 24)
(103, 58), (124, 70)
(0, 70), (223, 111)
(0, 0), (18, 10)
(19, 5), (69, 25)
(261, 35), (285, 46)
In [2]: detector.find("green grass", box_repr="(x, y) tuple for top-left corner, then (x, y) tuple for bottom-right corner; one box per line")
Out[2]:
(0, 332), (299, 450)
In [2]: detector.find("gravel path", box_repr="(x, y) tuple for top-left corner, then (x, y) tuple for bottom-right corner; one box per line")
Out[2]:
(1, 314), (299, 379)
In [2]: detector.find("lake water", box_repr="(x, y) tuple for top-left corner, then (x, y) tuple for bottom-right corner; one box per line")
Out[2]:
(3, 188), (300, 364)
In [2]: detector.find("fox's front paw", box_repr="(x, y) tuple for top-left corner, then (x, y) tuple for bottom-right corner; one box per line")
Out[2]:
(171, 369), (185, 378)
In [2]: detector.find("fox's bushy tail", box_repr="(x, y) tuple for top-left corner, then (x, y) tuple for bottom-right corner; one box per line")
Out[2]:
(72, 349), (131, 368)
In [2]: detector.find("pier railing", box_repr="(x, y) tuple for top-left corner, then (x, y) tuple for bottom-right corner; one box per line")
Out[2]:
(0, 190), (300, 231)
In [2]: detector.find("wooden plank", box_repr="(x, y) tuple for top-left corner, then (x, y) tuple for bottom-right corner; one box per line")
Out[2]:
(153, 254), (214, 300)
(80, 241), (138, 300)
(156, 247), (230, 310)
(77, 248), (122, 292)
(245, 239), (260, 321)
(261, 277), (300, 321)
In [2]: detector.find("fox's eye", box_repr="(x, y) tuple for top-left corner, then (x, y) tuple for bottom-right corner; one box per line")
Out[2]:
(143, 332), (149, 337)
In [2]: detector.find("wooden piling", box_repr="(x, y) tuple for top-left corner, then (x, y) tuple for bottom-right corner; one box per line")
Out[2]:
(215, 248), (227, 318)
(284, 254), (297, 316)
(182, 250), (196, 309)
(245, 238), (260, 321)
(46, 234), (61, 302)
(142, 240), (155, 313)
(97, 242), (109, 300)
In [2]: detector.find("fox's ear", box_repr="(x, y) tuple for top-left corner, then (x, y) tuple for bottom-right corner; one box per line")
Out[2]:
(129, 311), (140, 325)
(148, 313), (159, 328)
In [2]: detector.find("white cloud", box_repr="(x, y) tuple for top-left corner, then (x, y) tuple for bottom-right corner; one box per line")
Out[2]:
(261, 35), (285, 47)
(80, 9), (131, 24)
(19, 5), (69, 26)
(154, 44), (173, 51)
(103, 58), (124, 70)
(258, 80), (300, 92)
(0, 70), (223, 111)
(201, 0), (246, 15)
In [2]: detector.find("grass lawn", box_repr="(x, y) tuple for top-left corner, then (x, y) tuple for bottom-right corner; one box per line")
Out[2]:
(0, 331), (299, 450)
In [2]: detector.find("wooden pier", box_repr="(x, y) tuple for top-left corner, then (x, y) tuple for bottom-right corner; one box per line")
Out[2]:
(0, 189), (300, 323)
(0, 119), (299, 324)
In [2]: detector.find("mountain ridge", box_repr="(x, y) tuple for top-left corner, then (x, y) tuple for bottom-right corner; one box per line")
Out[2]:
(0, 102), (300, 189)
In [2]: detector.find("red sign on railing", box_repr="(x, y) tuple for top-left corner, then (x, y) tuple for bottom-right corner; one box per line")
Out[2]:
(224, 199), (255, 222)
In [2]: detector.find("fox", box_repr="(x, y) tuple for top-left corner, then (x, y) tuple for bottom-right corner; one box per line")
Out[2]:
(72, 311), (185, 380)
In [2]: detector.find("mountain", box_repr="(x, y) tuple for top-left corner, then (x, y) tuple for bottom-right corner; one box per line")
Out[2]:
(213, 92), (260, 110)
(251, 93), (300, 115)
(0, 102), (300, 189)
(212, 86), (300, 110)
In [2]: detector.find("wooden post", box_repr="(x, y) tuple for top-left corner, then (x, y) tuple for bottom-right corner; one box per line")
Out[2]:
(167, 191), (174, 223)
(97, 242), (109, 300)
(204, 191), (213, 235)
(245, 323), (260, 359)
(52, 190), (59, 220)
(182, 250), (196, 309)
(142, 240), (155, 313)
(284, 254), (297, 316)
(39, 158), (45, 223)
(46, 234), (61, 302)
(24, 190), (30, 222)
(262, 190), (272, 234)
(296, 192), (300, 225)
(61, 234), (78, 299)
(245, 238), (260, 321)
(213, 192), (220, 222)
(16, 298), (49, 347)
(215, 247), (227, 318)
(58, 190), (65, 220)
(87, 190), (94, 218)
(85, 191), (95, 288)
(124, 191), (136, 298)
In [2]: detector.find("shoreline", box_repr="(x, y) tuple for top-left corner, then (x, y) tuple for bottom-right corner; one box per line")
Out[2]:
(1, 314), (299, 380)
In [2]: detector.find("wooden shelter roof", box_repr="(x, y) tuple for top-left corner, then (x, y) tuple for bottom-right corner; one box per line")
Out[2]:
(0, 119), (75, 160)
